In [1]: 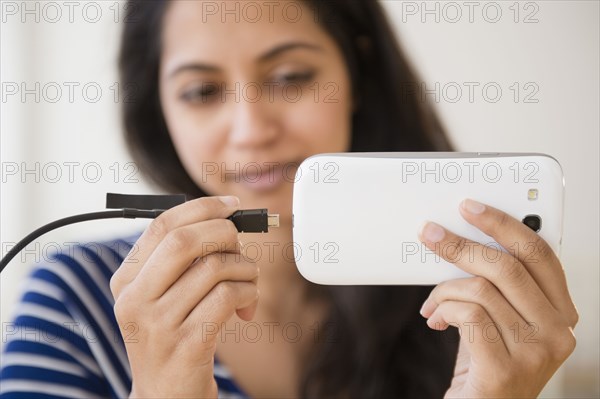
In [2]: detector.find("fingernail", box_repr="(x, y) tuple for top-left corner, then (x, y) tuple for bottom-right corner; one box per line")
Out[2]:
(219, 195), (240, 207)
(419, 299), (436, 318)
(420, 221), (445, 243)
(419, 301), (427, 317)
(426, 318), (443, 330)
(462, 198), (486, 214)
(238, 240), (245, 257)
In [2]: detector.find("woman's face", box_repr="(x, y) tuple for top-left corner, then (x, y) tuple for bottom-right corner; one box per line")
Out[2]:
(159, 0), (353, 225)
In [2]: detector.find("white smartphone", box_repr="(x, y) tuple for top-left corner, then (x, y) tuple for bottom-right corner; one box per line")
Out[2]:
(291, 152), (564, 285)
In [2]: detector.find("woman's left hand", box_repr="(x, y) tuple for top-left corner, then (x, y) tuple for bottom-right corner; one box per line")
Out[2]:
(418, 198), (578, 398)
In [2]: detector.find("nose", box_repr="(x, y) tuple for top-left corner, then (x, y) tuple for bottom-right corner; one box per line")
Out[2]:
(228, 95), (281, 149)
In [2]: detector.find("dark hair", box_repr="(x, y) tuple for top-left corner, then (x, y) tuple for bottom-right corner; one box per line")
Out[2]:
(119, 1), (458, 398)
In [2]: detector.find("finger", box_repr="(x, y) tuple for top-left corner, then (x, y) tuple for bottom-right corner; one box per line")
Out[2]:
(418, 221), (554, 324)
(421, 277), (531, 354)
(135, 218), (240, 300)
(236, 246), (261, 321)
(110, 195), (240, 298)
(422, 276), (527, 327)
(459, 198), (578, 327)
(157, 252), (259, 325)
(181, 281), (259, 344)
(236, 293), (259, 321)
(427, 301), (510, 358)
(237, 247), (260, 321)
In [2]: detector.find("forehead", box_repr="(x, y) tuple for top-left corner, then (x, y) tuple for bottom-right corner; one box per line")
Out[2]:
(161, 1), (329, 62)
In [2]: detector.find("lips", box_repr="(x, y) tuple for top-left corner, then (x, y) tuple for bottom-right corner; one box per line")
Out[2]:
(232, 161), (300, 192)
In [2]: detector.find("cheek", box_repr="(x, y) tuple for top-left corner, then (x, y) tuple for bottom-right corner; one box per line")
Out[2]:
(171, 122), (221, 160)
(287, 88), (352, 153)
(161, 102), (226, 188)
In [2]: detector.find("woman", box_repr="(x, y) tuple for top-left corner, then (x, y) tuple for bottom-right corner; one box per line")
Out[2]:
(0, 1), (578, 398)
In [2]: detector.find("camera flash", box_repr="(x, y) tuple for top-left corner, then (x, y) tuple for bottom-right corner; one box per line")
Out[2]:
(527, 189), (538, 201)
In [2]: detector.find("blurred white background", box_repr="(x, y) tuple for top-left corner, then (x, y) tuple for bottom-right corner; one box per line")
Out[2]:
(1, 1), (598, 397)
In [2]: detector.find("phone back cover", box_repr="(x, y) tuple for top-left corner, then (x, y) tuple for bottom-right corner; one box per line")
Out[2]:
(292, 153), (564, 285)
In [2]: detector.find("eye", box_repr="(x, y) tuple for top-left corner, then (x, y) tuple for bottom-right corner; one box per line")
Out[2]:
(180, 83), (220, 103)
(275, 70), (315, 85)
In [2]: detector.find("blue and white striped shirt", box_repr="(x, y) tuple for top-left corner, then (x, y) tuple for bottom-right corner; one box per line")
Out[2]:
(0, 233), (249, 399)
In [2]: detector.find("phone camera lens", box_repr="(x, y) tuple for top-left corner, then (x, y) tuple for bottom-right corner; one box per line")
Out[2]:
(522, 215), (542, 232)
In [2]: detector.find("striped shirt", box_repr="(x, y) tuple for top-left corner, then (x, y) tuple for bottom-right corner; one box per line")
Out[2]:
(0, 233), (249, 399)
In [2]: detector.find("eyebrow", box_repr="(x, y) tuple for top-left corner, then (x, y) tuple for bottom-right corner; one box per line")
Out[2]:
(168, 42), (323, 78)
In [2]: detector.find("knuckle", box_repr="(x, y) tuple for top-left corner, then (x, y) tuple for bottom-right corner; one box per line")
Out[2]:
(213, 281), (235, 305)
(444, 237), (468, 262)
(427, 283), (445, 306)
(565, 331), (577, 355)
(112, 300), (125, 321)
(470, 276), (493, 299)
(147, 215), (169, 239)
(497, 259), (529, 288)
(109, 273), (121, 298)
(570, 307), (580, 327)
(463, 305), (488, 325)
(530, 235), (553, 261)
(164, 228), (192, 253)
(113, 290), (135, 322)
(498, 211), (510, 228)
(492, 211), (511, 236)
(123, 243), (140, 264)
(202, 253), (224, 277)
(551, 329), (577, 362)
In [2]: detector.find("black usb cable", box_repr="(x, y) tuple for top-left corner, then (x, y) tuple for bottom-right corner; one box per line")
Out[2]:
(0, 193), (279, 273)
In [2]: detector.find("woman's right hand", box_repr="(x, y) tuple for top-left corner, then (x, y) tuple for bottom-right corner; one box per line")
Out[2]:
(109, 196), (259, 398)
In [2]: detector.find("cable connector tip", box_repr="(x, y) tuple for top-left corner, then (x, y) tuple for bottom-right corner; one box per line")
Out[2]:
(227, 209), (278, 233)
(268, 214), (280, 228)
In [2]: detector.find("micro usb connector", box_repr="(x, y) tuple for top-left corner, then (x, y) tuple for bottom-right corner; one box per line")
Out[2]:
(227, 209), (280, 233)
